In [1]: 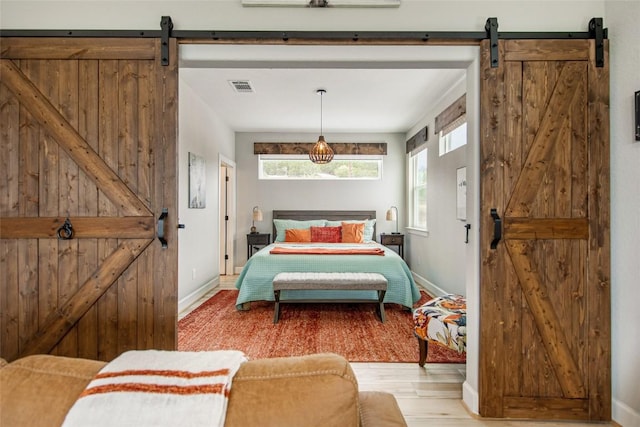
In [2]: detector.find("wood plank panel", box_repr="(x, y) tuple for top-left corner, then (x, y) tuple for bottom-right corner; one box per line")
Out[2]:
(76, 59), (100, 360)
(153, 38), (178, 351)
(0, 241), (19, 361)
(17, 60), (41, 356)
(504, 40), (590, 62)
(137, 59), (156, 349)
(506, 241), (586, 398)
(1, 38), (157, 60)
(478, 39), (506, 417)
(502, 60), (524, 398)
(117, 59), (140, 354)
(0, 216), (155, 239)
(0, 70), (20, 360)
(19, 239), (152, 357)
(503, 396), (589, 420)
(56, 59), (80, 357)
(587, 40), (611, 421)
(37, 60), (59, 348)
(503, 218), (589, 239)
(505, 62), (585, 217)
(97, 59), (120, 362)
(0, 59), (151, 217)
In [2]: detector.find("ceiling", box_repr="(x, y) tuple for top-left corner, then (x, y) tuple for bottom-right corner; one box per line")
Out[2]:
(179, 44), (473, 135)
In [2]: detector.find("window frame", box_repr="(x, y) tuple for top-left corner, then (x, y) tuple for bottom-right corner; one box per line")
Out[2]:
(258, 154), (384, 180)
(408, 147), (428, 231)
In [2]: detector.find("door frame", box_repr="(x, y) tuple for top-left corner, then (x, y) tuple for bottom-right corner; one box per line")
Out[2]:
(1, 17), (608, 420)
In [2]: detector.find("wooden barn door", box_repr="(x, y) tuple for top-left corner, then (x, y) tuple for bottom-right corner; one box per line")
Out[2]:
(479, 39), (610, 420)
(0, 37), (178, 362)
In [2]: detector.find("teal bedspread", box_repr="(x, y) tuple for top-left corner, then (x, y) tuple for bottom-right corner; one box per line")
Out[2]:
(235, 242), (421, 310)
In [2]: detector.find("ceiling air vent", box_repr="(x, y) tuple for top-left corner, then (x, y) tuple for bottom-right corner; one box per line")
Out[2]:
(229, 80), (254, 93)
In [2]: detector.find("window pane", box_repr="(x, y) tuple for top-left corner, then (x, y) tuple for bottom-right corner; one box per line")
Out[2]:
(259, 156), (382, 180)
(439, 121), (467, 156)
(410, 149), (427, 229)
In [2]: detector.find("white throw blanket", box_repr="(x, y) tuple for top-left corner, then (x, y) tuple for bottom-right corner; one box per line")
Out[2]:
(62, 350), (247, 427)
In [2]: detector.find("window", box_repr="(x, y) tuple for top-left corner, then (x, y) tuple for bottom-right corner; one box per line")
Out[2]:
(258, 155), (382, 180)
(439, 121), (467, 156)
(409, 148), (427, 229)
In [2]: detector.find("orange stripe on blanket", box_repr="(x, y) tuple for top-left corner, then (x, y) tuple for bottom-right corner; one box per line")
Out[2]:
(95, 368), (230, 380)
(80, 383), (229, 397)
(269, 247), (385, 256)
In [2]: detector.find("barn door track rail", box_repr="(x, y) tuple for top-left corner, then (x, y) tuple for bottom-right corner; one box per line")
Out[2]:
(0, 16), (608, 67)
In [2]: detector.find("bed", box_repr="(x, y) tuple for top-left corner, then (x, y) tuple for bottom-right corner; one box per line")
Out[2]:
(234, 210), (421, 310)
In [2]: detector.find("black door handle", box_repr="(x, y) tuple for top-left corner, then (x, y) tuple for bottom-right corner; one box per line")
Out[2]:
(490, 209), (502, 249)
(157, 208), (168, 249)
(464, 223), (471, 244)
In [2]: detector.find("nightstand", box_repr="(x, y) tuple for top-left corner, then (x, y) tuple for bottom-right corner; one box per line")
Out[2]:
(380, 233), (404, 259)
(247, 233), (271, 258)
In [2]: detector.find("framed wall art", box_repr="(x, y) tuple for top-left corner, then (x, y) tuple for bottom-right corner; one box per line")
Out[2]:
(188, 152), (206, 209)
(635, 90), (639, 141)
(456, 166), (467, 221)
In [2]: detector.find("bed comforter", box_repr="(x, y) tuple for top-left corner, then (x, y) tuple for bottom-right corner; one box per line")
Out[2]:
(235, 242), (421, 310)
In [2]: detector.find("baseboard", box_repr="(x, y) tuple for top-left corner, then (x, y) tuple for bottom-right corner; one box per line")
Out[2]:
(613, 398), (640, 427)
(411, 271), (449, 297)
(234, 266), (244, 275)
(462, 380), (479, 415)
(178, 276), (219, 314)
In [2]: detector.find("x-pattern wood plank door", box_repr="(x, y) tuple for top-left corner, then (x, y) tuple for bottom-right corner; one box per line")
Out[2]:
(0, 37), (178, 362)
(479, 39), (610, 421)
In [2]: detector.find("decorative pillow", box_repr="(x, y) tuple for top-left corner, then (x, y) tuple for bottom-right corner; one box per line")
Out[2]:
(341, 222), (364, 243)
(285, 228), (311, 242)
(273, 219), (326, 242)
(325, 219), (376, 241)
(310, 226), (342, 243)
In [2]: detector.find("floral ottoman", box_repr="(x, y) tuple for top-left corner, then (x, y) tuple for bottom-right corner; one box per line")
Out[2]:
(413, 294), (466, 367)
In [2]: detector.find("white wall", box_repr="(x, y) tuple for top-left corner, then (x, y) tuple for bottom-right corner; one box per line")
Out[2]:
(235, 131), (406, 265)
(178, 75), (235, 311)
(405, 78), (468, 297)
(3, 1), (638, 425)
(605, 2), (640, 426)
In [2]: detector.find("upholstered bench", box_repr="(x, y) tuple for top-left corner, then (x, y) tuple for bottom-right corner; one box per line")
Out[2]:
(272, 272), (388, 324)
(412, 294), (466, 367)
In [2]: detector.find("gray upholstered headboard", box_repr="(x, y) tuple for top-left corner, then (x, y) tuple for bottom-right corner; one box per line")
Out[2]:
(272, 210), (377, 241)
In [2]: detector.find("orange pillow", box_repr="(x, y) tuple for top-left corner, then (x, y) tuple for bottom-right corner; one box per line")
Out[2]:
(285, 228), (311, 242)
(341, 222), (365, 243)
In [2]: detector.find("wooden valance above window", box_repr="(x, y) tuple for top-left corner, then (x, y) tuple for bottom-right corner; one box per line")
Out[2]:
(434, 94), (466, 135)
(254, 142), (387, 156)
(406, 126), (428, 154)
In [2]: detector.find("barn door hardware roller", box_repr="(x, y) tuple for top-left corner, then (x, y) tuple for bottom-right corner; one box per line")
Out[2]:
(490, 209), (501, 249)
(160, 16), (173, 66)
(589, 17), (605, 68)
(485, 17), (499, 68)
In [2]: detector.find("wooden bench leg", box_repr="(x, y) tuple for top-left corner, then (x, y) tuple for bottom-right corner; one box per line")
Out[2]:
(418, 337), (428, 367)
(273, 290), (281, 324)
(377, 290), (386, 323)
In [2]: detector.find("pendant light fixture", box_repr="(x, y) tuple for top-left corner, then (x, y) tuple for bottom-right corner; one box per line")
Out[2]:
(309, 89), (334, 164)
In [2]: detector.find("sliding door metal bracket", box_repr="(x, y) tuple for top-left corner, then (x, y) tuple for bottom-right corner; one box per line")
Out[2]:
(160, 15), (173, 66)
(485, 17), (499, 68)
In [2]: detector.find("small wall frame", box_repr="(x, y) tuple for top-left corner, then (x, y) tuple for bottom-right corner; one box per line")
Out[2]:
(188, 152), (206, 209)
(635, 90), (640, 141)
(456, 166), (467, 221)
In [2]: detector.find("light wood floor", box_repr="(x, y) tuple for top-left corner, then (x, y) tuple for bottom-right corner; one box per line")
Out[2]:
(180, 276), (614, 427)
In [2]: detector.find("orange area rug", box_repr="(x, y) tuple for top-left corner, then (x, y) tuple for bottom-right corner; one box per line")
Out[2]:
(178, 290), (466, 364)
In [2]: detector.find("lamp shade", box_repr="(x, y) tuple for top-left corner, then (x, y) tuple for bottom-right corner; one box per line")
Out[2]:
(386, 206), (399, 234)
(386, 207), (397, 221)
(252, 206), (263, 222)
(309, 136), (334, 164)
